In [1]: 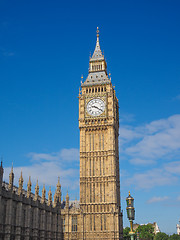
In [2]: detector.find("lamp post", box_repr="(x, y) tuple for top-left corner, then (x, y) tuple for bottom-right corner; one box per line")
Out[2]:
(126, 191), (135, 240)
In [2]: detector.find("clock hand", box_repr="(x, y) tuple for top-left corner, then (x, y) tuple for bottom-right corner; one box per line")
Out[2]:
(92, 105), (103, 111)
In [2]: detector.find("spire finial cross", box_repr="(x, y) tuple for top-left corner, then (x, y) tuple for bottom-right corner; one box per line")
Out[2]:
(96, 27), (99, 39)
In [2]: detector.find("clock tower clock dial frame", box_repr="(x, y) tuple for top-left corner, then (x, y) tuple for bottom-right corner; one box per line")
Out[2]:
(79, 28), (123, 239)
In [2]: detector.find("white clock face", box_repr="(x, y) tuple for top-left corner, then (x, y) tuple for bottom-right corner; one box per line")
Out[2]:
(87, 98), (105, 117)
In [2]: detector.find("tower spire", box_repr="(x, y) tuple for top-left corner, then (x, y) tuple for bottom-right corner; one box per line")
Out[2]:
(81, 27), (110, 86)
(8, 163), (14, 190)
(91, 27), (103, 60)
(48, 186), (52, 206)
(18, 170), (24, 195)
(27, 176), (32, 198)
(34, 179), (39, 201)
(96, 26), (99, 43)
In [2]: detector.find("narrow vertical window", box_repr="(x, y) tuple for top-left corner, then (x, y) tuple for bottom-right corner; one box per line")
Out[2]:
(103, 157), (105, 175)
(104, 215), (106, 230)
(104, 183), (105, 202)
(94, 215), (96, 231)
(101, 215), (103, 230)
(93, 183), (95, 203)
(90, 183), (92, 203)
(90, 158), (91, 176)
(100, 183), (102, 202)
(89, 134), (91, 151)
(90, 215), (92, 231)
(93, 157), (95, 176)
(99, 134), (101, 150)
(72, 215), (77, 232)
(99, 157), (101, 176)
(102, 133), (104, 150)
(92, 133), (94, 151)
(62, 217), (65, 232)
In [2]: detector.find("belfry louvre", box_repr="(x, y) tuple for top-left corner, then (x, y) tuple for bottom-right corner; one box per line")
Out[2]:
(0, 28), (123, 240)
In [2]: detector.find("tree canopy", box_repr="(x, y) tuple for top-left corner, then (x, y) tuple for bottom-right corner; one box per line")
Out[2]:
(154, 232), (169, 240)
(123, 227), (131, 240)
(136, 224), (154, 240)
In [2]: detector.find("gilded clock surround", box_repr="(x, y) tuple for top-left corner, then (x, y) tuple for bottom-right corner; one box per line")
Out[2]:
(85, 95), (107, 118)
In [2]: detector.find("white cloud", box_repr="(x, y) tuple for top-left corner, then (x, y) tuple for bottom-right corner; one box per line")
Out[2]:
(125, 168), (178, 189)
(147, 196), (169, 204)
(28, 148), (79, 163)
(177, 196), (180, 201)
(164, 161), (180, 175)
(173, 95), (180, 101)
(120, 113), (135, 123)
(129, 158), (155, 165)
(121, 114), (180, 166)
(4, 148), (80, 193)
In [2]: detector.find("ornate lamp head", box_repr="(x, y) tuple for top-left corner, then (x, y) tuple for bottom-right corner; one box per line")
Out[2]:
(126, 191), (135, 221)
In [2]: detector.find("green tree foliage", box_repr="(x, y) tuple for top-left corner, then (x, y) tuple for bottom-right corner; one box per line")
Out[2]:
(123, 227), (131, 240)
(154, 232), (169, 240)
(136, 224), (154, 240)
(169, 234), (180, 240)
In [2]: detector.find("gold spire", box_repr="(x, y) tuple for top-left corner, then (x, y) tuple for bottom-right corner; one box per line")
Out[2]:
(27, 176), (32, 198)
(18, 170), (24, 195)
(48, 186), (52, 206)
(56, 177), (61, 199)
(41, 184), (46, 204)
(129, 191), (131, 196)
(54, 177), (61, 207)
(8, 163), (14, 190)
(65, 190), (69, 209)
(53, 191), (57, 207)
(34, 179), (39, 201)
(96, 26), (99, 38)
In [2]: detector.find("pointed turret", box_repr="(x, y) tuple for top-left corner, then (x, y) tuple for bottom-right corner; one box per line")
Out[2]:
(82, 27), (110, 86)
(53, 177), (61, 207)
(53, 192), (57, 207)
(8, 163), (14, 190)
(41, 184), (46, 204)
(27, 176), (32, 198)
(91, 27), (104, 61)
(34, 180), (39, 201)
(56, 177), (61, 202)
(18, 170), (24, 195)
(48, 186), (52, 206)
(65, 190), (69, 209)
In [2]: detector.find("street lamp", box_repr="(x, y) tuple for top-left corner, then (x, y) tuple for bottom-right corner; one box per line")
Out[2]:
(126, 191), (135, 240)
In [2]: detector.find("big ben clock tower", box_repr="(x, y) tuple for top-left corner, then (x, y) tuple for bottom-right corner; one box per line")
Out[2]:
(79, 28), (123, 240)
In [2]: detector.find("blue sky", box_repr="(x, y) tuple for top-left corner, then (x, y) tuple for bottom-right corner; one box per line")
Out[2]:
(0, 0), (180, 234)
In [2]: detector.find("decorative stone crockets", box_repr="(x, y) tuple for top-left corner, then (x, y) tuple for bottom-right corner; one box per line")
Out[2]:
(41, 184), (46, 204)
(18, 170), (24, 195)
(53, 177), (61, 207)
(34, 179), (39, 201)
(65, 190), (69, 209)
(8, 164), (14, 190)
(27, 176), (32, 198)
(48, 186), (52, 206)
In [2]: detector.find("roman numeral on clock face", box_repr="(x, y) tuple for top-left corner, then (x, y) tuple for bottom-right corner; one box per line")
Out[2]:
(86, 98), (105, 117)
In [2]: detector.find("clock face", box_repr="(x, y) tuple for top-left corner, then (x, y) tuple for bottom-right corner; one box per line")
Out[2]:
(87, 98), (105, 117)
